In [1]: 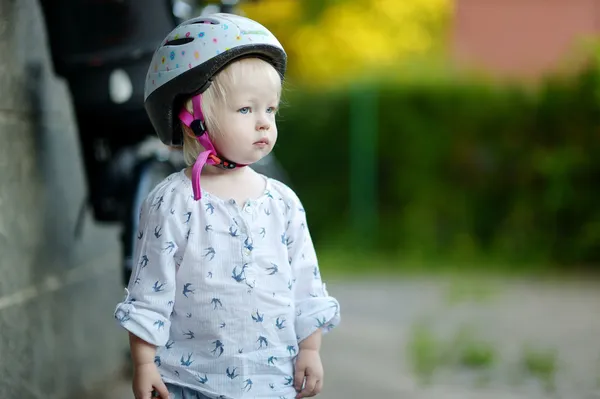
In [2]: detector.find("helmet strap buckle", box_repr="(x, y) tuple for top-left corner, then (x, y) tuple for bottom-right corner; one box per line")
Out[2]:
(190, 119), (207, 136)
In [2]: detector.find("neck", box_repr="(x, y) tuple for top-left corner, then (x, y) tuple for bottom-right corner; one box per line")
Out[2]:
(187, 164), (248, 178)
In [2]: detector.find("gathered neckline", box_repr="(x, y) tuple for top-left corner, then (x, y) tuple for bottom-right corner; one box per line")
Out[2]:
(177, 169), (272, 206)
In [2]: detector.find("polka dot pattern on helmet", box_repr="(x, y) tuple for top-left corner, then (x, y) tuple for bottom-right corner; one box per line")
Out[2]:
(144, 13), (285, 101)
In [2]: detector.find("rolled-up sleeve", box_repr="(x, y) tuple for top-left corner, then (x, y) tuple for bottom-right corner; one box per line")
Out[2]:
(287, 198), (341, 343)
(114, 191), (184, 347)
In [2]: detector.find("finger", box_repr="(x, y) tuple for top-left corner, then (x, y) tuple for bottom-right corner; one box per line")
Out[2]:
(297, 373), (317, 398)
(155, 382), (170, 399)
(133, 387), (152, 399)
(134, 391), (151, 399)
(294, 368), (306, 392)
(314, 379), (323, 395)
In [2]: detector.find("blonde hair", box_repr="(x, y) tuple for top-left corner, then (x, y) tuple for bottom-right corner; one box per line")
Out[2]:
(182, 57), (283, 166)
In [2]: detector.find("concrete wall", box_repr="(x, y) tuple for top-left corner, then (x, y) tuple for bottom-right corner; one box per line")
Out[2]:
(0, 0), (127, 397)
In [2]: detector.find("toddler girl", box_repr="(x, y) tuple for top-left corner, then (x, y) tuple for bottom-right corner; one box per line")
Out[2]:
(114, 12), (340, 399)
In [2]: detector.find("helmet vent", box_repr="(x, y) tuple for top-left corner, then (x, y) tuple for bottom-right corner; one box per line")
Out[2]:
(164, 37), (195, 46)
(191, 19), (220, 25)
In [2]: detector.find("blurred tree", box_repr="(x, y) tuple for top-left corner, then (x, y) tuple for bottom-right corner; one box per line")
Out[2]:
(240, 0), (452, 87)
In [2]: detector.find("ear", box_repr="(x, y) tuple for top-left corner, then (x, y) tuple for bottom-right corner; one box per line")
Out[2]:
(185, 98), (194, 115)
(182, 98), (195, 139)
(182, 124), (196, 139)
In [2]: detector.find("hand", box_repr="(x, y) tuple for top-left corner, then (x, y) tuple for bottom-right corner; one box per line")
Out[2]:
(294, 349), (324, 398)
(132, 362), (170, 399)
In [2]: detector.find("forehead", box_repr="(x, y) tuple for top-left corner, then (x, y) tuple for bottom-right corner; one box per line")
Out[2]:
(229, 79), (280, 100)
(219, 58), (282, 100)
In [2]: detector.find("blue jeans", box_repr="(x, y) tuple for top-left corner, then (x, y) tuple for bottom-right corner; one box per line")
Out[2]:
(164, 383), (212, 399)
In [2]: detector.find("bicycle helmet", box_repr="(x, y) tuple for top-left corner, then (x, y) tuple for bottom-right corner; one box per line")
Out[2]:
(143, 13), (287, 200)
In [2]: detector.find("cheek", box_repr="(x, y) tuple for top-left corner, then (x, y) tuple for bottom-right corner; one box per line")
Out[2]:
(212, 132), (240, 156)
(210, 134), (228, 152)
(222, 116), (248, 134)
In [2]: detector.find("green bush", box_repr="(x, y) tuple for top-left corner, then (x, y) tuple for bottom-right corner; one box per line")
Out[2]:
(275, 65), (600, 266)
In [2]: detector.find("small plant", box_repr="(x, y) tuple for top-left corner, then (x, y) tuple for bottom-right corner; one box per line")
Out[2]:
(407, 321), (499, 389)
(520, 345), (558, 392)
(445, 325), (497, 371)
(458, 340), (497, 370)
(407, 322), (443, 385)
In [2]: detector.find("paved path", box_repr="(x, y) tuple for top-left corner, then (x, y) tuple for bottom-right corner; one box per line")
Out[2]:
(95, 277), (600, 399)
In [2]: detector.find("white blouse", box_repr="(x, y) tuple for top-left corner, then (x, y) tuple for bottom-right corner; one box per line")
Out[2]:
(114, 170), (340, 398)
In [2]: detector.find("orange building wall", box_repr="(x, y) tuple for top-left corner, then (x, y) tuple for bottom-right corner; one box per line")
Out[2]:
(452, 0), (600, 79)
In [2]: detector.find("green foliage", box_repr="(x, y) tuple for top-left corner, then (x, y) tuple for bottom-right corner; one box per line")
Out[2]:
(407, 322), (443, 385)
(520, 345), (558, 392)
(407, 322), (498, 386)
(275, 64), (600, 267)
(459, 342), (496, 370)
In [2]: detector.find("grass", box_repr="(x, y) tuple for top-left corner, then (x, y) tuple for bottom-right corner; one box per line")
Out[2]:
(407, 322), (443, 385)
(457, 340), (497, 370)
(407, 324), (565, 393)
(447, 326), (497, 372)
(317, 248), (567, 280)
(407, 322), (498, 386)
(520, 345), (558, 392)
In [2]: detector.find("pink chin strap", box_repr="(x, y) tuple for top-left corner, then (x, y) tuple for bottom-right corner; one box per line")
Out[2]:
(179, 94), (246, 201)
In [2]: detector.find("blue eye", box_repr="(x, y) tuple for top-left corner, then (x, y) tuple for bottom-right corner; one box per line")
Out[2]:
(238, 107), (251, 114)
(266, 107), (277, 114)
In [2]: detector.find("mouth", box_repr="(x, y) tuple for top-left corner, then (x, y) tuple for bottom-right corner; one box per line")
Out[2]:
(253, 138), (270, 146)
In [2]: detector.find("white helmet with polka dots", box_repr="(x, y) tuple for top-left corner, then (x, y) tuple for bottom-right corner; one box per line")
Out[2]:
(144, 13), (287, 146)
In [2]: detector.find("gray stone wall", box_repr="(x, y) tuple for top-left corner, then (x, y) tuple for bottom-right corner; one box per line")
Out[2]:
(0, 1), (127, 397)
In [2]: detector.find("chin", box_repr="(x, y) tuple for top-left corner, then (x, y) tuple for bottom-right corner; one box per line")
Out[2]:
(244, 154), (268, 165)
(241, 149), (272, 165)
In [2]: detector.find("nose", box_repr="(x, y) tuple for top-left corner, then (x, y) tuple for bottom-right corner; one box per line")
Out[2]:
(256, 117), (270, 131)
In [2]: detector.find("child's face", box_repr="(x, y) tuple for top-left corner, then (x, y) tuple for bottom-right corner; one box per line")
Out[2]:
(212, 76), (280, 165)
